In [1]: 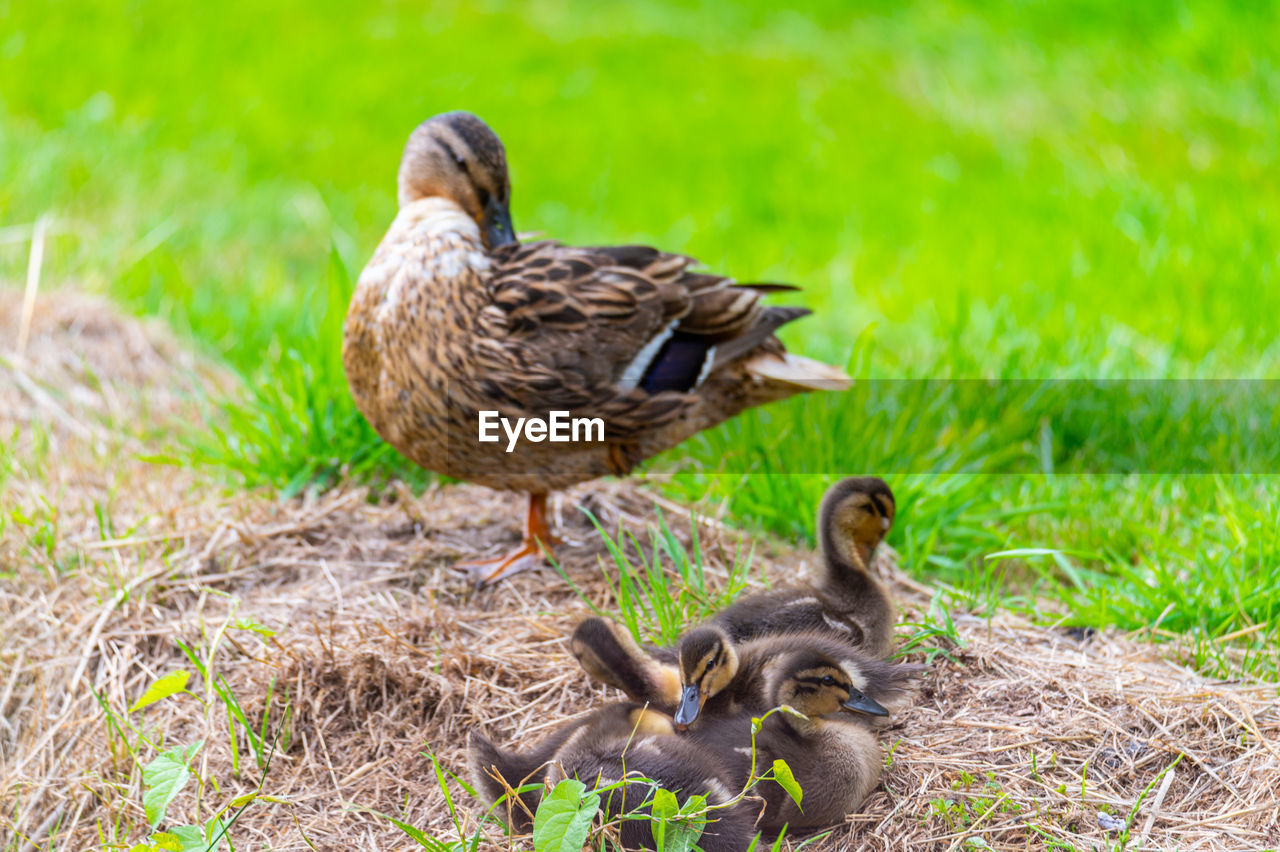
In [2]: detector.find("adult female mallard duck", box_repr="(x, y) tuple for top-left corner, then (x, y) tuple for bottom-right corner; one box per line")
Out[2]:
(343, 111), (850, 585)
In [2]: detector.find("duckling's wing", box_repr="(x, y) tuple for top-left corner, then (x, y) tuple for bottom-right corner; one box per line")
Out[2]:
(481, 240), (825, 437)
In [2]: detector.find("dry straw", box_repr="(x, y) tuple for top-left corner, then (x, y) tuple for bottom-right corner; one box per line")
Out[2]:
(2, 290), (1277, 851)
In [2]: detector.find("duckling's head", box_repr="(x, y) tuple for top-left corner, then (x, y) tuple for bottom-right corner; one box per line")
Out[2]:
(819, 477), (896, 570)
(772, 650), (891, 719)
(398, 111), (515, 250)
(673, 626), (739, 730)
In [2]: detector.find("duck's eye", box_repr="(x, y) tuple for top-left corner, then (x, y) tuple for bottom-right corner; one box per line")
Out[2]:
(821, 675), (837, 686)
(454, 154), (469, 173)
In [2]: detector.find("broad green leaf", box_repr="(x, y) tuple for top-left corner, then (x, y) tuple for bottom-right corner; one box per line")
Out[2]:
(658, 817), (703, 852)
(650, 788), (677, 849)
(142, 743), (201, 827)
(651, 791), (705, 852)
(148, 833), (183, 851)
(772, 759), (803, 809)
(532, 779), (599, 852)
(170, 823), (209, 849)
(130, 671), (191, 714)
(651, 788), (678, 820)
(677, 794), (707, 817)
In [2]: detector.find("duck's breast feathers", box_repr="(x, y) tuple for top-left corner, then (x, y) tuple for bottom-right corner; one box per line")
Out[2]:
(478, 240), (817, 423)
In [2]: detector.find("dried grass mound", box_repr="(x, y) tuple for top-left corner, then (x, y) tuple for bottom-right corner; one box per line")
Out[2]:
(2, 288), (1278, 851)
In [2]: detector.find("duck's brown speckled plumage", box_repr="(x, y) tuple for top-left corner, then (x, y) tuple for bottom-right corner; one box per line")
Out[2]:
(343, 112), (849, 579)
(345, 199), (840, 493)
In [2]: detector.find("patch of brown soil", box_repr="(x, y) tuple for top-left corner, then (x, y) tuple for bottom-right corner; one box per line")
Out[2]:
(2, 289), (1278, 851)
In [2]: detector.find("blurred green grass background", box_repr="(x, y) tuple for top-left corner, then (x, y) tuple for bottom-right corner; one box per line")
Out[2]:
(3, 0), (1278, 675)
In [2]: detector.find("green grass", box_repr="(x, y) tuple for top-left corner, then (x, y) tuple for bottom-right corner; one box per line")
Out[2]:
(3, 0), (1280, 676)
(556, 507), (758, 646)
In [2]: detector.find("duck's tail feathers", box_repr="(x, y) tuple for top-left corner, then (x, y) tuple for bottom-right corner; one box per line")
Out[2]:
(466, 732), (514, 806)
(707, 306), (810, 372)
(744, 350), (852, 391)
(467, 732), (547, 832)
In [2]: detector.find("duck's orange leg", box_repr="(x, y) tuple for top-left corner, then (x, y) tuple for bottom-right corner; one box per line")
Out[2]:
(455, 493), (563, 587)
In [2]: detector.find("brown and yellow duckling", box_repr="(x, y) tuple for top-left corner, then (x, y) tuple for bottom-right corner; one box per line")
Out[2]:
(706, 476), (898, 657)
(670, 624), (918, 729)
(343, 111), (851, 586)
(469, 703), (756, 851)
(686, 647), (907, 833)
(571, 620), (917, 730)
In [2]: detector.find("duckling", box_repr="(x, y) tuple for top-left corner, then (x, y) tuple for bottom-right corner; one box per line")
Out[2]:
(687, 648), (904, 833)
(707, 477), (898, 657)
(672, 624), (919, 730)
(469, 703), (757, 851)
(571, 618), (916, 730)
(343, 111), (851, 586)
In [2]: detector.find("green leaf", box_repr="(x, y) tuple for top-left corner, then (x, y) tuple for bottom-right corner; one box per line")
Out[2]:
(148, 833), (183, 851)
(651, 788), (678, 820)
(659, 817), (703, 852)
(168, 824), (211, 852)
(231, 617), (276, 638)
(142, 742), (201, 827)
(772, 759), (803, 809)
(650, 791), (705, 852)
(130, 671), (191, 714)
(676, 794), (706, 817)
(650, 789), (677, 850)
(532, 779), (599, 852)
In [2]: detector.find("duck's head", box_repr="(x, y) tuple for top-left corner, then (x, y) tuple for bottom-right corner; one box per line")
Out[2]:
(673, 626), (739, 730)
(819, 477), (896, 570)
(398, 111), (515, 251)
(772, 650), (892, 719)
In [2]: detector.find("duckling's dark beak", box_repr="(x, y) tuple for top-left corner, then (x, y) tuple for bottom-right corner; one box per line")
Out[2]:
(673, 685), (703, 730)
(842, 690), (890, 717)
(481, 195), (516, 250)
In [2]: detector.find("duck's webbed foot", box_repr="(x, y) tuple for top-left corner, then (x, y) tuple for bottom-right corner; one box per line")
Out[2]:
(454, 493), (562, 587)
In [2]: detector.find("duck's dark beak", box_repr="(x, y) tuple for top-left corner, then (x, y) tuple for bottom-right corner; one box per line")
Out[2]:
(843, 690), (890, 717)
(481, 195), (516, 250)
(673, 685), (703, 730)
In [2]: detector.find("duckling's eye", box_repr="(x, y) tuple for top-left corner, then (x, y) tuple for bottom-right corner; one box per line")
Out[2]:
(821, 675), (837, 686)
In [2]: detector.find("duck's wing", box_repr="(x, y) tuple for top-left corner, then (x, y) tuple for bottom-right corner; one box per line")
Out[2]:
(477, 240), (844, 438)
